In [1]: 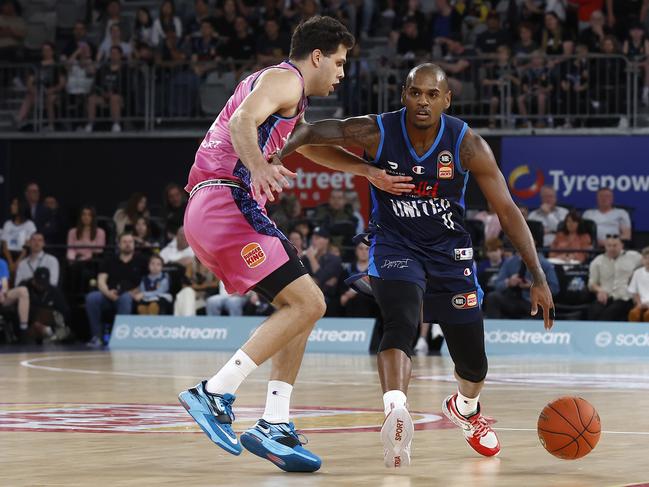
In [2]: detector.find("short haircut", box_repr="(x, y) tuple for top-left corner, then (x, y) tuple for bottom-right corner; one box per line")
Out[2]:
(149, 254), (164, 265)
(642, 246), (649, 257)
(289, 15), (355, 61)
(118, 231), (134, 241)
(404, 63), (449, 90)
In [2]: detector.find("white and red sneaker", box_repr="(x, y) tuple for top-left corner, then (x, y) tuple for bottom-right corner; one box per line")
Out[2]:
(380, 404), (414, 468)
(442, 393), (500, 457)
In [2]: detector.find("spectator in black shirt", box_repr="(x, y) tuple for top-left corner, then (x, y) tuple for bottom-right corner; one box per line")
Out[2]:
(61, 21), (96, 61)
(475, 11), (510, 54)
(256, 18), (290, 67)
(190, 19), (223, 78)
(25, 267), (70, 342)
(85, 45), (128, 133)
(185, 0), (212, 42)
(541, 12), (571, 56)
(482, 45), (519, 128)
(436, 34), (476, 100)
(162, 182), (187, 240)
(213, 0), (237, 43)
(131, 7), (155, 47)
(15, 42), (65, 131)
(513, 22), (538, 66)
(578, 10), (612, 53)
(85, 232), (147, 348)
(225, 15), (256, 76)
(397, 17), (429, 59)
(517, 50), (552, 127)
(302, 226), (343, 316)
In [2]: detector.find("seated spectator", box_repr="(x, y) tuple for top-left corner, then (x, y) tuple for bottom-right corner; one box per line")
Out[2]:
(301, 226), (343, 316)
(133, 217), (159, 252)
(527, 185), (569, 246)
(482, 45), (518, 129)
(0, 255), (29, 338)
(513, 22), (538, 63)
(160, 227), (195, 267)
(1, 197), (36, 272)
(345, 190), (366, 234)
(549, 210), (593, 263)
(85, 233), (148, 348)
(541, 12), (571, 56)
(578, 10), (612, 53)
(224, 16), (256, 74)
(23, 182), (50, 232)
(162, 183), (187, 240)
(556, 43), (590, 128)
(61, 21), (95, 61)
(86, 45), (129, 133)
(67, 206), (106, 262)
(65, 41), (96, 102)
(475, 11), (510, 54)
(430, 0), (461, 41)
(131, 7), (155, 47)
(0, 0), (26, 62)
(397, 17), (428, 58)
(174, 258), (218, 316)
(314, 189), (359, 241)
(587, 235), (642, 321)
(623, 22), (649, 107)
(517, 50), (552, 128)
(24, 267), (70, 342)
(41, 195), (66, 246)
(583, 188), (632, 246)
(273, 194), (304, 235)
(15, 233), (59, 287)
(190, 19), (223, 78)
(213, 0), (237, 42)
(473, 202), (502, 242)
(477, 238), (504, 293)
(340, 242), (377, 317)
(15, 43), (65, 131)
(484, 250), (559, 319)
(206, 281), (247, 316)
(185, 0), (212, 41)
(113, 192), (149, 236)
(100, 0), (124, 47)
(435, 34), (475, 101)
(628, 246), (649, 321)
(152, 0), (183, 47)
(288, 229), (305, 256)
(97, 24), (132, 62)
(256, 18), (290, 67)
(134, 255), (172, 315)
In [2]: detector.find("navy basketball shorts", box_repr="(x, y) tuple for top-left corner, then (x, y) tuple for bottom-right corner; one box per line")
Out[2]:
(368, 240), (483, 325)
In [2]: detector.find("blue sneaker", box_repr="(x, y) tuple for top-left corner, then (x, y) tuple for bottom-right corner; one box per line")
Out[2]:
(178, 381), (242, 456)
(240, 419), (321, 472)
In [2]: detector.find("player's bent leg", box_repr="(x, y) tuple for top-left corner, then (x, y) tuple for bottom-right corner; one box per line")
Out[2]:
(440, 319), (500, 457)
(178, 381), (242, 455)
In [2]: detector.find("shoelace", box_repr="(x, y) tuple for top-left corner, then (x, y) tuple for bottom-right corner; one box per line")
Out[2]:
(469, 415), (491, 438)
(214, 393), (236, 422)
(287, 422), (309, 446)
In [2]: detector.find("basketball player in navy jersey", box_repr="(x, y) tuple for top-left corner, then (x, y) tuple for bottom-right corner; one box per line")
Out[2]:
(278, 63), (555, 467)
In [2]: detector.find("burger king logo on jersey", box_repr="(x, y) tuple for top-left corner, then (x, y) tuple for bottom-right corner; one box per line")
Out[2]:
(241, 242), (266, 268)
(437, 150), (454, 180)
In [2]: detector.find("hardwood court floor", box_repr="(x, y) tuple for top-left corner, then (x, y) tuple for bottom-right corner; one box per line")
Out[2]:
(1, 350), (648, 487)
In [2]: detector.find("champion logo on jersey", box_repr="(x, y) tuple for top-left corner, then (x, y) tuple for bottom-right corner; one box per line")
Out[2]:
(412, 165), (425, 175)
(241, 242), (266, 268)
(454, 248), (473, 261)
(464, 268), (472, 276)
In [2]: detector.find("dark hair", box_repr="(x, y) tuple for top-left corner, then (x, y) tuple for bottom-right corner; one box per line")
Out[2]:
(125, 192), (146, 223)
(164, 182), (186, 209)
(159, 0), (175, 21)
(118, 231), (134, 242)
(135, 216), (150, 238)
(10, 197), (26, 224)
(289, 15), (355, 61)
(149, 254), (164, 265)
(561, 210), (587, 235)
(135, 7), (152, 28)
(76, 205), (98, 241)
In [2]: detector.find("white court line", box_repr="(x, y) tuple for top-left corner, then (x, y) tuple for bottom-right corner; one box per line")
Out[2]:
(494, 427), (649, 436)
(18, 355), (649, 393)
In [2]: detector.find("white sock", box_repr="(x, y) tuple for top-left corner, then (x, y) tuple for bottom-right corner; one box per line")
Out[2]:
(455, 390), (479, 417)
(383, 390), (407, 416)
(205, 349), (257, 395)
(261, 380), (293, 424)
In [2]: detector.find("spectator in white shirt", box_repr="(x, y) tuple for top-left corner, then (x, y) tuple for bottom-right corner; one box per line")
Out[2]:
(527, 185), (568, 246)
(628, 246), (649, 322)
(97, 24), (132, 62)
(15, 233), (59, 287)
(152, 0), (183, 47)
(160, 226), (194, 267)
(583, 188), (632, 247)
(587, 235), (641, 321)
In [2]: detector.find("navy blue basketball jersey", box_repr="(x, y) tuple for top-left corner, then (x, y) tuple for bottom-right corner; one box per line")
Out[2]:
(365, 108), (472, 259)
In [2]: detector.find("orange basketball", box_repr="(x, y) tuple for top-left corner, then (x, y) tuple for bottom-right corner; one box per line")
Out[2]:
(537, 397), (601, 460)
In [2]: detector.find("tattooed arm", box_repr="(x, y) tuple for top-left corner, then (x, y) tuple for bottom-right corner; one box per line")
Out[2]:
(461, 129), (555, 329)
(277, 116), (415, 196)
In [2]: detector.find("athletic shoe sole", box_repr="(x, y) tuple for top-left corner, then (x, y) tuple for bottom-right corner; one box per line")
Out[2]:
(381, 406), (414, 468)
(240, 429), (321, 472)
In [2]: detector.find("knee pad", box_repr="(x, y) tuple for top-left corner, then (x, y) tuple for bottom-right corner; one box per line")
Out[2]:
(377, 294), (421, 358)
(443, 318), (488, 383)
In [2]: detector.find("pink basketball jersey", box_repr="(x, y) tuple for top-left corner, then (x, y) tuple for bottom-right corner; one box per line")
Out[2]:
(186, 61), (308, 205)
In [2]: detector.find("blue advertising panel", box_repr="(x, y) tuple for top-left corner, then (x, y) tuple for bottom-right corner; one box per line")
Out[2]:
(109, 316), (375, 354)
(501, 136), (649, 230)
(442, 319), (649, 358)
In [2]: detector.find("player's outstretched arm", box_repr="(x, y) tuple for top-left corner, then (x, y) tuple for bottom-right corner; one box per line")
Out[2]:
(278, 116), (415, 196)
(229, 69), (301, 202)
(461, 129), (555, 329)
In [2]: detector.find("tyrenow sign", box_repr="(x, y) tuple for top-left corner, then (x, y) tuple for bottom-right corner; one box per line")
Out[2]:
(442, 320), (649, 357)
(109, 316), (374, 354)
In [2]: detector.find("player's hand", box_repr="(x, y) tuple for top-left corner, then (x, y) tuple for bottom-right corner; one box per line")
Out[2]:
(367, 167), (415, 195)
(250, 161), (296, 202)
(530, 280), (555, 330)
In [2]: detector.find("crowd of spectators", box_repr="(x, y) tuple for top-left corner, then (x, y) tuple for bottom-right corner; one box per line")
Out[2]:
(0, 178), (646, 350)
(2, 0), (649, 130)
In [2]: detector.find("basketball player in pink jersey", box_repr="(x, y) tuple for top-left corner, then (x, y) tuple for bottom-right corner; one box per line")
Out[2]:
(178, 16), (415, 472)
